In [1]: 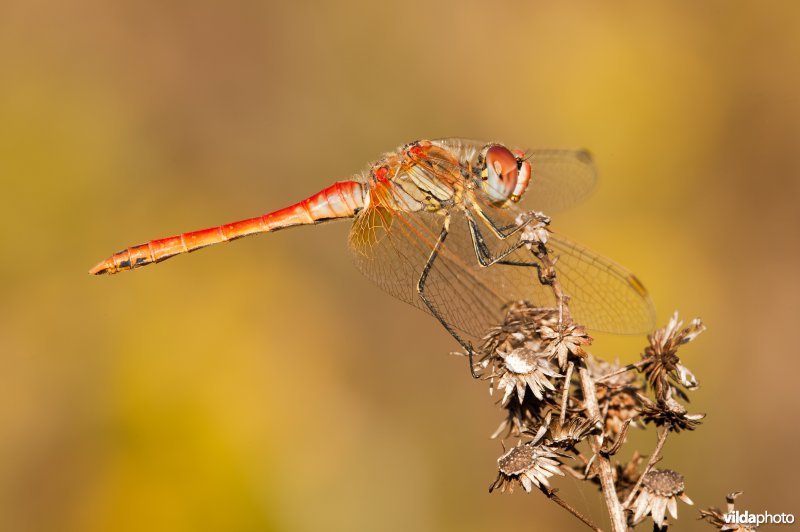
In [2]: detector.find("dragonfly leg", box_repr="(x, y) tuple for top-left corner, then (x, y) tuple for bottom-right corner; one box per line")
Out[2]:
(467, 215), (530, 267)
(470, 201), (536, 240)
(417, 215), (480, 379)
(467, 214), (557, 286)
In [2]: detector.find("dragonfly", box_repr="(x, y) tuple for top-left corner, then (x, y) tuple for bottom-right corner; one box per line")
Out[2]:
(90, 138), (655, 372)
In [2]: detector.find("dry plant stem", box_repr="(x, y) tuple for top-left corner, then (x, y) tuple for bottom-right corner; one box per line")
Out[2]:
(540, 486), (602, 532)
(563, 465), (587, 480)
(604, 419), (631, 456)
(538, 244), (626, 530)
(560, 361), (574, 424)
(579, 365), (628, 532)
(594, 361), (646, 384)
(622, 428), (670, 509)
(575, 450), (591, 466)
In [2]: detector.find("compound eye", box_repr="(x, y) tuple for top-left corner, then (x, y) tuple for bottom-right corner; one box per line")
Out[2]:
(482, 145), (519, 203)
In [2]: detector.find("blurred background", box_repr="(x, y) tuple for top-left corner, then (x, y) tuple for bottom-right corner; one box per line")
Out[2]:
(1, 1), (799, 530)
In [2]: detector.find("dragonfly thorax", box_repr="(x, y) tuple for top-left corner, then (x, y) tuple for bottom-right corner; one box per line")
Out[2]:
(367, 150), (462, 214)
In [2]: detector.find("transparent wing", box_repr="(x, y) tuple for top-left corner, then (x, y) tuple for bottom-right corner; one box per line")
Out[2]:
(523, 149), (597, 213)
(545, 234), (656, 334)
(468, 188), (657, 334)
(349, 197), (655, 340)
(348, 198), (526, 340)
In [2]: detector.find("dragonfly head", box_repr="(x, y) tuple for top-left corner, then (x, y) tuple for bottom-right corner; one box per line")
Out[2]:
(478, 144), (531, 205)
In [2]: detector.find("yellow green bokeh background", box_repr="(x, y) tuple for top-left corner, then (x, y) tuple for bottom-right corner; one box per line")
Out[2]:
(2, 2), (799, 531)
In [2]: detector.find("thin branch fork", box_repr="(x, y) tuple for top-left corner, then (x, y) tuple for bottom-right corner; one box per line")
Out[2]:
(539, 486), (602, 531)
(622, 428), (670, 509)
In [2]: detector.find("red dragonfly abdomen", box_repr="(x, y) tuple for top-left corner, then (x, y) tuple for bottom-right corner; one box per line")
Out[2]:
(90, 181), (365, 275)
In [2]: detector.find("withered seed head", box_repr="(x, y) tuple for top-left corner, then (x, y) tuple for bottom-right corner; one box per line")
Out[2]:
(491, 394), (558, 440)
(476, 290), (709, 529)
(494, 346), (560, 405)
(643, 469), (685, 497)
(641, 312), (704, 402)
(539, 323), (592, 369)
(585, 356), (645, 437)
(545, 415), (599, 449)
(639, 392), (705, 432)
(498, 444), (539, 476)
(519, 211), (551, 247)
(491, 441), (565, 493)
(477, 301), (559, 369)
(631, 468), (694, 528)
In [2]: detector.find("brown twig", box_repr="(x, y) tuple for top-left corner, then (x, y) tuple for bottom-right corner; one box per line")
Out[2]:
(594, 361), (646, 384)
(560, 361), (574, 424)
(562, 464), (588, 480)
(622, 427), (670, 509)
(579, 365), (628, 532)
(602, 419), (631, 457)
(539, 486), (602, 531)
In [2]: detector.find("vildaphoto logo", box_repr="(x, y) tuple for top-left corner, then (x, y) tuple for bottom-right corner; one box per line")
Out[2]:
(724, 510), (795, 526)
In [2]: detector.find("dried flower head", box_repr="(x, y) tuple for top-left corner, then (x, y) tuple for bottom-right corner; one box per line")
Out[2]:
(641, 312), (704, 401)
(544, 414), (599, 449)
(539, 323), (592, 368)
(492, 346), (560, 405)
(489, 441), (565, 493)
(631, 469), (694, 528)
(477, 301), (559, 362)
(491, 394), (558, 439)
(519, 211), (551, 246)
(699, 492), (757, 531)
(589, 356), (645, 437)
(605, 392), (643, 438)
(639, 392), (705, 432)
(472, 271), (712, 529)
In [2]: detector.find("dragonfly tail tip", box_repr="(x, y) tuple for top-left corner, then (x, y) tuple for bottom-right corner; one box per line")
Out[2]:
(89, 259), (112, 275)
